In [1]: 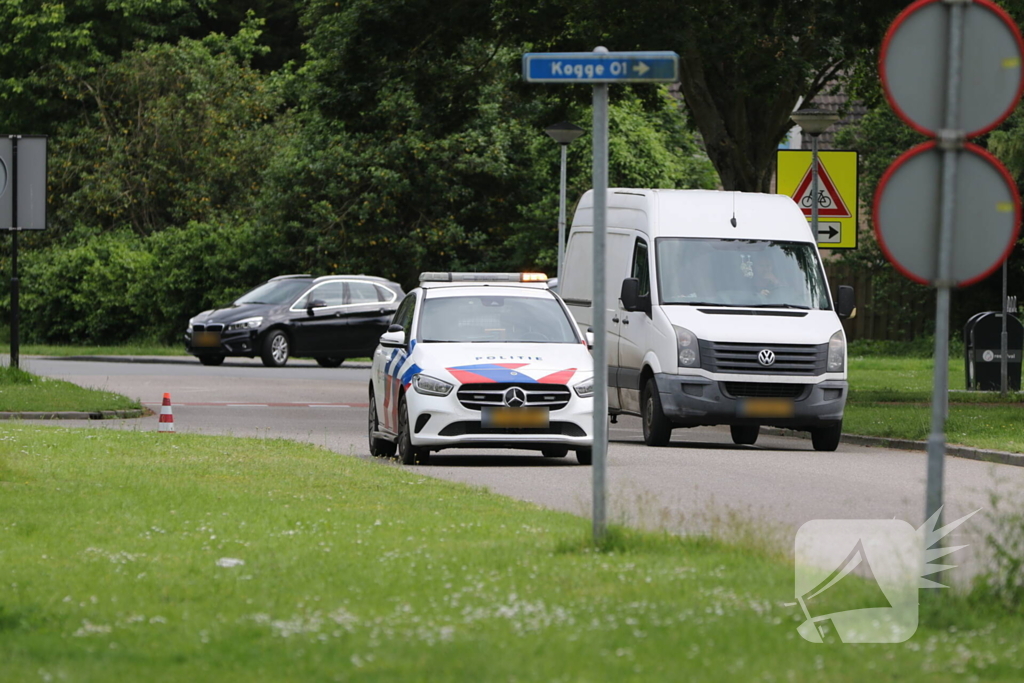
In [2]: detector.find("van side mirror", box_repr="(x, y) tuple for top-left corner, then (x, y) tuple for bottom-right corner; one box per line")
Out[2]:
(836, 285), (855, 319)
(620, 278), (651, 315)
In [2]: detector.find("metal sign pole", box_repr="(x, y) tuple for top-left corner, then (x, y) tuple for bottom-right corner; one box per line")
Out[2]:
(10, 136), (19, 369)
(925, 1), (966, 527)
(1001, 260), (1008, 397)
(557, 143), (568, 285)
(591, 48), (610, 543)
(811, 135), (820, 241)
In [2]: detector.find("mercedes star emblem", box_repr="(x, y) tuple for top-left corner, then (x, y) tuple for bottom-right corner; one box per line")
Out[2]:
(503, 386), (527, 407)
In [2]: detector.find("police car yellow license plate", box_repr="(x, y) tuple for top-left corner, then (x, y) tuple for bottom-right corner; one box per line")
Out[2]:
(482, 407), (549, 428)
(193, 331), (221, 347)
(738, 398), (795, 418)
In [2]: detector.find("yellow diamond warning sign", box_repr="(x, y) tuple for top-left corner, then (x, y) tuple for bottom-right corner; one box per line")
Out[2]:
(777, 150), (858, 249)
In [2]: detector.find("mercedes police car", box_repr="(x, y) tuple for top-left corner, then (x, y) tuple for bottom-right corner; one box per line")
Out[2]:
(368, 272), (594, 465)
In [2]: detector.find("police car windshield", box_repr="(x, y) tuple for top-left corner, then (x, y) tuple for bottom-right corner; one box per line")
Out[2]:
(656, 238), (831, 310)
(235, 279), (310, 306)
(420, 295), (579, 343)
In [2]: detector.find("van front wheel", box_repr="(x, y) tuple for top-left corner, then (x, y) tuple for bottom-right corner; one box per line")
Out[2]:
(641, 377), (672, 447)
(811, 421), (843, 452)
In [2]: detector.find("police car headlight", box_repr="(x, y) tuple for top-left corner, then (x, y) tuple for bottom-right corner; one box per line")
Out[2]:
(412, 374), (453, 397)
(573, 378), (594, 398)
(226, 316), (263, 332)
(673, 325), (701, 368)
(827, 330), (846, 373)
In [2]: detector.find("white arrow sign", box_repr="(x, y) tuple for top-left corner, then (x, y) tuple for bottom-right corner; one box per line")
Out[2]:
(634, 62), (650, 76)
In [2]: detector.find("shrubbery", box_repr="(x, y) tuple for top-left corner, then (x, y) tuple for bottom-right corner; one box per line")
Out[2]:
(14, 220), (291, 344)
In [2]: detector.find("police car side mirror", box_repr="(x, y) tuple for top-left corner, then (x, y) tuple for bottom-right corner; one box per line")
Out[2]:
(585, 330), (595, 350)
(380, 327), (406, 348)
(836, 285), (855, 319)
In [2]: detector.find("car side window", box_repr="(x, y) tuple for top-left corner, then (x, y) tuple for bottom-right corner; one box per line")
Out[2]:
(347, 281), (380, 305)
(374, 284), (397, 303)
(392, 293), (416, 343)
(631, 238), (651, 297)
(309, 281), (346, 307)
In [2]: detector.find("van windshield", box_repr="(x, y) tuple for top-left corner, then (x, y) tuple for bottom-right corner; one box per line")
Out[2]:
(656, 238), (831, 310)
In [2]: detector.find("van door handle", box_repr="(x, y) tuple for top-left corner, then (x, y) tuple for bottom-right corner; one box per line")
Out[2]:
(622, 317), (629, 325)
(611, 315), (620, 323)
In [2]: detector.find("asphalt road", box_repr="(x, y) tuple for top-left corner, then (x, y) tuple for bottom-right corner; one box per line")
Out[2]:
(18, 355), (1024, 581)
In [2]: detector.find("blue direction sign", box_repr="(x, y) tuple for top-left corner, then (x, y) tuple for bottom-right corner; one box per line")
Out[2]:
(522, 51), (679, 83)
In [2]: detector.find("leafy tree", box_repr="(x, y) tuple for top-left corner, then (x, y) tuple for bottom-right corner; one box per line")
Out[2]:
(50, 13), (293, 237)
(497, 0), (900, 192)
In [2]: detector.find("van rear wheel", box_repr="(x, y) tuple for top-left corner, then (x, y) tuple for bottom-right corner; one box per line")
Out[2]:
(641, 377), (672, 447)
(730, 425), (759, 445)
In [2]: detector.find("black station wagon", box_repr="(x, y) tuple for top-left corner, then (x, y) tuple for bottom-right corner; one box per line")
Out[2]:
(185, 274), (404, 367)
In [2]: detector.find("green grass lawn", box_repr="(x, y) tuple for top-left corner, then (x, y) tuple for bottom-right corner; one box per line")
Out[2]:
(0, 366), (142, 413)
(1, 426), (1022, 681)
(1, 343), (188, 357)
(845, 356), (1024, 452)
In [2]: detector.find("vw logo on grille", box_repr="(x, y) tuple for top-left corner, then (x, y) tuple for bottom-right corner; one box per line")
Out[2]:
(758, 349), (776, 366)
(503, 387), (527, 407)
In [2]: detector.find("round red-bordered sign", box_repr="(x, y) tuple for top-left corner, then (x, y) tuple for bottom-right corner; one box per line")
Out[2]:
(880, 0), (1024, 138)
(874, 141), (1021, 287)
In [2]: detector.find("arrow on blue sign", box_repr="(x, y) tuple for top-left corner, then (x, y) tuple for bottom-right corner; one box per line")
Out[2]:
(522, 51), (680, 83)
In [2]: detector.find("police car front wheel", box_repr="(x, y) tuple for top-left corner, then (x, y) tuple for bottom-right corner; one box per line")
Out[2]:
(397, 394), (430, 465)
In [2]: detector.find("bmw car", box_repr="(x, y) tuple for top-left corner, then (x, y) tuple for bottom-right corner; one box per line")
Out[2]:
(185, 274), (404, 367)
(367, 272), (594, 465)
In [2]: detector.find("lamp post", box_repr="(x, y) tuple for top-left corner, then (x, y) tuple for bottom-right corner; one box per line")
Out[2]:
(544, 122), (585, 284)
(790, 108), (840, 242)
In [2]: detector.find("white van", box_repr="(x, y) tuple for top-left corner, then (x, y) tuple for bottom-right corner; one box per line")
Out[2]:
(560, 189), (855, 451)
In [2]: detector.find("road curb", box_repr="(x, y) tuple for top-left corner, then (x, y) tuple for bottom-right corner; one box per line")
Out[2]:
(761, 427), (1024, 467)
(40, 355), (373, 369)
(0, 409), (148, 421)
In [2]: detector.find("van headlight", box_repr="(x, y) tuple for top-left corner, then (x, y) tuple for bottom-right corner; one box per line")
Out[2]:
(226, 316), (263, 332)
(412, 374), (453, 397)
(673, 326), (701, 368)
(827, 330), (846, 372)
(573, 378), (594, 398)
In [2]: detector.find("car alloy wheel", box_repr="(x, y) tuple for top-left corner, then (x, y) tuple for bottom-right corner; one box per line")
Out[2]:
(261, 330), (290, 367)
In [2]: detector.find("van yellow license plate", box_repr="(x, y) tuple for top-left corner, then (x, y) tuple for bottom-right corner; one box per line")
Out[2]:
(738, 398), (795, 418)
(193, 331), (221, 348)
(482, 407), (549, 428)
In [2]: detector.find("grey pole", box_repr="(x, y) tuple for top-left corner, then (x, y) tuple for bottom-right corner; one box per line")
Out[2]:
(591, 47), (610, 544)
(1001, 260), (1008, 397)
(557, 143), (568, 285)
(811, 134), (820, 241)
(10, 136), (19, 370)
(925, 1), (965, 527)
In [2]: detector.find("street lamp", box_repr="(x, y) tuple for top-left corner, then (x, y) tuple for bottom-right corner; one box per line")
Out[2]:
(544, 121), (585, 284)
(790, 108), (840, 243)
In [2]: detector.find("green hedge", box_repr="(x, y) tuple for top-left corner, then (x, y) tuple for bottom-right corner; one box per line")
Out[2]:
(9, 221), (291, 345)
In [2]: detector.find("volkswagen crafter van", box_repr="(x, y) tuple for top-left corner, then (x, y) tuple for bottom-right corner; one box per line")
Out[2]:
(559, 189), (855, 451)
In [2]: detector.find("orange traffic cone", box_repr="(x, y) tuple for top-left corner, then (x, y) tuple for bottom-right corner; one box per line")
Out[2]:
(158, 393), (175, 433)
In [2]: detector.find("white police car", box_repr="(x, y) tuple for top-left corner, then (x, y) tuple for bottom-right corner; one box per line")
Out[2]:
(368, 272), (594, 465)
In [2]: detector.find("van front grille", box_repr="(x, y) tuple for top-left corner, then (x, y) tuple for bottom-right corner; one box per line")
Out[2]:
(723, 382), (808, 399)
(700, 341), (827, 376)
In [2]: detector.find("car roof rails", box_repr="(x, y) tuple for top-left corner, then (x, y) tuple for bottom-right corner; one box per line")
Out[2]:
(268, 274), (312, 281)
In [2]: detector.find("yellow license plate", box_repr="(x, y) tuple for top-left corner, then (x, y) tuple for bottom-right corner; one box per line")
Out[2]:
(482, 407), (549, 428)
(193, 331), (221, 348)
(738, 398), (795, 418)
